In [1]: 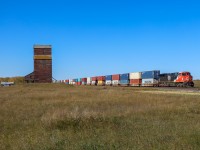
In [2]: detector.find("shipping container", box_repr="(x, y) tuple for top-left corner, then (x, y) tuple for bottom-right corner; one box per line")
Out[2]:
(105, 80), (112, 85)
(142, 79), (158, 86)
(97, 76), (105, 81)
(92, 77), (97, 81)
(78, 78), (81, 82)
(112, 80), (120, 86)
(97, 80), (105, 86)
(69, 79), (73, 84)
(112, 74), (120, 80)
(120, 80), (129, 86)
(105, 75), (112, 81)
(129, 72), (142, 79)
(81, 78), (87, 82)
(91, 81), (96, 85)
(87, 77), (91, 85)
(120, 73), (129, 80)
(130, 79), (142, 86)
(82, 82), (86, 85)
(142, 70), (160, 79)
(77, 82), (81, 85)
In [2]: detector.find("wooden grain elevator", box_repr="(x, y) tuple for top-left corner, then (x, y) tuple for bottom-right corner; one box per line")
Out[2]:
(25, 45), (52, 83)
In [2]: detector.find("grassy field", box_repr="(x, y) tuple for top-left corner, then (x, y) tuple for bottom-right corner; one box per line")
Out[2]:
(194, 80), (200, 88)
(0, 84), (200, 150)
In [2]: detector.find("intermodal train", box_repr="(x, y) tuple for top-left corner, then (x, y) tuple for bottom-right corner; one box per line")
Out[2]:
(63, 70), (194, 87)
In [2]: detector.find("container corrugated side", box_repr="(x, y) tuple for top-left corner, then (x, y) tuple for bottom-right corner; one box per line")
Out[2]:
(120, 80), (129, 85)
(142, 70), (160, 79)
(87, 77), (91, 84)
(81, 78), (87, 82)
(82, 82), (86, 85)
(91, 81), (96, 85)
(97, 81), (105, 86)
(106, 80), (112, 85)
(97, 76), (105, 81)
(112, 74), (120, 80)
(129, 72), (142, 79)
(130, 79), (142, 86)
(92, 77), (97, 81)
(106, 75), (112, 81)
(120, 73), (129, 80)
(142, 79), (158, 86)
(112, 80), (120, 85)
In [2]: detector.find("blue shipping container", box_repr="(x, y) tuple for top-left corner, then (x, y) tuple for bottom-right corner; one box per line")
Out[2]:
(78, 78), (81, 82)
(106, 75), (112, 81)
(120, 73), (129, 80)
(120, 80), (129, 85)
(142, 70), (160, 79)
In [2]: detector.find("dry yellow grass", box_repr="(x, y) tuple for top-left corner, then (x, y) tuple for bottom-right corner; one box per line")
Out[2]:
(0, 84), (200, 150)
(194, 80), (200, 88)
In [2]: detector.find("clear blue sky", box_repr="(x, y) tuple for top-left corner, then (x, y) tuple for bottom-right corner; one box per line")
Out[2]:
(0, 0), (200, 79)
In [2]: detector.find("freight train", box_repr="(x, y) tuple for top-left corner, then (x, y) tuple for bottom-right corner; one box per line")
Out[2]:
(63, 70), (194, 87)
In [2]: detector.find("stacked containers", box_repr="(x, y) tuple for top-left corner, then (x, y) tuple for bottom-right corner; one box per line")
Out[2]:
(91, 77), (97, 85)
(74, 79), (78, 85)
(97, 76), (105, 86)
(120, 73), (129, 86)
(87, 77), (91, 85)
(105, 75), (112, 86)
(77, 78), (82, 85)
(112, 74), (120, 86)
(65, 80), (69, 85)
(81, 78), (87, 85)
(129, 72), (142, 86)
(69, 79), (73, 85)
(142, 70), (160, 86)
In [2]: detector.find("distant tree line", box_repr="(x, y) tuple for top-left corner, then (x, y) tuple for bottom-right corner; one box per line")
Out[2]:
(0, 77), (25, 84)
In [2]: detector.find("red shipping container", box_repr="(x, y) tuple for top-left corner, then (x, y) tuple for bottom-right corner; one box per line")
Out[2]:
(112, 74), (120, 80)
(130, 79), (142, 85)
(92, 77), (97, 81)
(65, 80), (69, 82)
(81, 78), (87, 82)
(97, 76), (105, 81)
(77, 82), (81, 85)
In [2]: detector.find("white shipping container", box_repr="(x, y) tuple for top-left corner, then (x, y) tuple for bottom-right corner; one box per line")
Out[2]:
(69, 79), (73, 85)
(142, 79), (158, 86)
(129, 72), (142, 79)
(91, 81), (96, 85)
(106, 80), (112, 85)
(112, 80), (120, 85)
(87, 77), (91, 84)
(87, 77), (91, 82)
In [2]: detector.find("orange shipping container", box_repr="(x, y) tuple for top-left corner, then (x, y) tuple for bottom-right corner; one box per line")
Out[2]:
(112, 74), (120, 80)
(97, 76), (105, 81)
(92, 77), (97, 81)
(130, 79), (142, 86)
